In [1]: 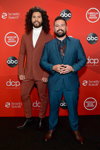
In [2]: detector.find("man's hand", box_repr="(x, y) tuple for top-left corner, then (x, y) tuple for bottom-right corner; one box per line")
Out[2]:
(60, 65), (74, 74)
(42, 77), (48, 83)
(52, 64), (74, 74)
(52, 64), (64, 73)
(19, 75), (25, 81)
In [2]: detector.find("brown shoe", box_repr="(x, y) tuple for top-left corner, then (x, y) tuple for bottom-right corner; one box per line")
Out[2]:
(73, 130), (84, 144)
(44, 130), (54, 142)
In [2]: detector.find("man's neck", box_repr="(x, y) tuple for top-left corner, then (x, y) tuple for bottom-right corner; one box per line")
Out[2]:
(56, 35), (66, 41)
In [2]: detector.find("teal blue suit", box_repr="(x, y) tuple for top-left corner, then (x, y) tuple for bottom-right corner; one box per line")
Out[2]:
(40, 37), (87, 131)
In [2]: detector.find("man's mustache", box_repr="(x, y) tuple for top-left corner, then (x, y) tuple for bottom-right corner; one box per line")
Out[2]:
(33, 21), (40, 24)
(57, 29), (64, 32)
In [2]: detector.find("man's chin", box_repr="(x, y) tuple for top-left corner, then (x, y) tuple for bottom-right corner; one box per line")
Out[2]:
(56, 34), (66, 38)
(33, 24), (42, 28)
(55, 31), (66, 37)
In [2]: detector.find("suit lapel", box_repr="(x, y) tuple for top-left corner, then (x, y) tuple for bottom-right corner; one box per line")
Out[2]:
(63, 37), (70, 63)
(28, 30), (45, 49)
(28, 31), (33, 49)
(54, 39), (63, 63)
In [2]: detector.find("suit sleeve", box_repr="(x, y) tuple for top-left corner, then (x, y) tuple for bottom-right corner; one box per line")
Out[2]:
(18, 35), (26, 75)
(40, 43), (55, 74)
(72, 40), (87, 72)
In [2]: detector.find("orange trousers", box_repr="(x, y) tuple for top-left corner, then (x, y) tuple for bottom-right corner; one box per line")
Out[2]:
(20, 79), (48, 118)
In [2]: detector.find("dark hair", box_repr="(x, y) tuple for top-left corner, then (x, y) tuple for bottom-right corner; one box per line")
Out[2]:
(54, 16), (67, 24)
(25, 7), (50, 34)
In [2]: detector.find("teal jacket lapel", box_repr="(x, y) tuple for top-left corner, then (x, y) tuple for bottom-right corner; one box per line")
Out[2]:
(63, 36), (70, 63)
(54, 39), (62, 64)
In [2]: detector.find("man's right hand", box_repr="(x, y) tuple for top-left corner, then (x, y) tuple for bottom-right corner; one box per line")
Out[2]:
(52, 64), (64, 73)
(19, 75), (25, 81)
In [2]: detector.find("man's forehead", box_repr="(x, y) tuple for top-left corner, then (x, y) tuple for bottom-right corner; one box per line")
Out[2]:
(32, 12), (42, 16)
(55, 19), (66, 24)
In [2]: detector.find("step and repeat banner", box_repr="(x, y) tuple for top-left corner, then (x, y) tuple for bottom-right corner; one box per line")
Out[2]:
(0, 0), (100, 116)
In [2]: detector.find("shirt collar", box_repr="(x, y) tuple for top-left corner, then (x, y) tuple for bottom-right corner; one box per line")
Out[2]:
(56, 36), (67, 44)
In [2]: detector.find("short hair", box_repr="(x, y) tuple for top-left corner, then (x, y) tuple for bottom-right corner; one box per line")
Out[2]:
(54, 16), (67, 24)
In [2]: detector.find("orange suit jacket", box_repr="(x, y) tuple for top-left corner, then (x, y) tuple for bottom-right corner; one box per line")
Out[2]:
(18, 30), (52, 80)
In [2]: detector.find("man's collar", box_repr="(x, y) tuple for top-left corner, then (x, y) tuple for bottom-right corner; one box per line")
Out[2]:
(33, 26), (42, 31)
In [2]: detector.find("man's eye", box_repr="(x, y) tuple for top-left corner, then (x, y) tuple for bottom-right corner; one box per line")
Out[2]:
(55, 25), (59, 27)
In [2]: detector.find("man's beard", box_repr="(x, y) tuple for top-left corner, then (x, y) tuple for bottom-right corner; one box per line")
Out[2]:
(32, 21), (42, 28)
(55, 29), (66, 37)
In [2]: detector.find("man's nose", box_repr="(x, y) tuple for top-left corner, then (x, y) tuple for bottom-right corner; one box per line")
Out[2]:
(35, 17), (38, 21)
(58, 27), (62, 30)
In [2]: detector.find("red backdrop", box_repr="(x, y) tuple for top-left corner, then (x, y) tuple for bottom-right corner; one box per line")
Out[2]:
(0, 0), (100, 116)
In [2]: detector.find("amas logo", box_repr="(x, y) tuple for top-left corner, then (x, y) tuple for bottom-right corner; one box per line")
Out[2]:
(60, 9), (72, 20)
(86, 8), (100, 23)
(84, 97), (97, 110)
(7, 56), (18, 67)
(4, 32), (19, 47)
(6, 79), (20, 87)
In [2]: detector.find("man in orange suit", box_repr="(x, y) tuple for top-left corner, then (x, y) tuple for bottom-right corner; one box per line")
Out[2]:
(17, 7), (52, 129)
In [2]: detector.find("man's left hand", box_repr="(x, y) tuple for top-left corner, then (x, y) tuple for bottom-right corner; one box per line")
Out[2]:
(42, 77), (48, 83)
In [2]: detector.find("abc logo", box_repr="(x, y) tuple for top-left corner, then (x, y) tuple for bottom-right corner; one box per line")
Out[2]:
(32, 101), (41, 108)
(7, 56), (18, 67)
(60, 100), (67, 109)
(87, 33), (98, 44)
(60, 9), (72, 20)
(87, 56), (99, 65)
(6, 79), (20, 87)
